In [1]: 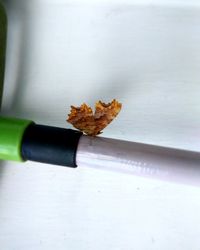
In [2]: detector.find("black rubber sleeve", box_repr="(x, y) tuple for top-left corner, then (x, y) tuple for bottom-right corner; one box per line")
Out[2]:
(21, 123), (82, 167)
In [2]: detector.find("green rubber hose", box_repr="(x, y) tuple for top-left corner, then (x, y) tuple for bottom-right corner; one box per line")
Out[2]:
(0, 116), (32, 161)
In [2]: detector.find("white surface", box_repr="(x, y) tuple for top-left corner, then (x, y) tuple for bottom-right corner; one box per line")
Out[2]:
(1, 0), (200, 249)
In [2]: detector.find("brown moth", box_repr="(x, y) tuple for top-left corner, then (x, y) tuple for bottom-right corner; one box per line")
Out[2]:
(67, 99), (122, 136)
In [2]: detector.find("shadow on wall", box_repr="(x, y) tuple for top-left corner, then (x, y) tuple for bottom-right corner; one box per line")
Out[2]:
(1, 2), (199, 116)
(0, 1), (8, 179)
(1, 1), (141, 122)
(1, 0), (34, 116)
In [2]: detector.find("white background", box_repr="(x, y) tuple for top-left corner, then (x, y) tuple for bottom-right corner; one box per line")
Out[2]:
(1, 0), (200, 249)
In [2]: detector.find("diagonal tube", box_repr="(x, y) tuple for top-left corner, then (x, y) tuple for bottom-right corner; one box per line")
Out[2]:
(76, 135), (200, 186)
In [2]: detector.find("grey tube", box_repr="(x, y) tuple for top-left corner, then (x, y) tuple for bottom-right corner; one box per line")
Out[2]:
(76, 135), (200, 186)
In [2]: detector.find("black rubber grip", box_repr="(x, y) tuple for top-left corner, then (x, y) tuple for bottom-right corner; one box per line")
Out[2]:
(21, 124), (82, 167)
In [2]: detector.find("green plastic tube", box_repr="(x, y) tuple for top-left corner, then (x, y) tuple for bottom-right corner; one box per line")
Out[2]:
(0, 117), (32, 161)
